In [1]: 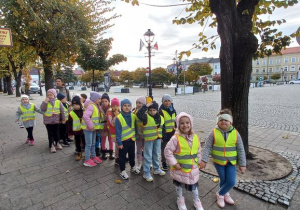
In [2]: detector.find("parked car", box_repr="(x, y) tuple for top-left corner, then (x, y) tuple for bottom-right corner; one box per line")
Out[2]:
(289, 79), (300, 84)
(21, 82), (40, 94)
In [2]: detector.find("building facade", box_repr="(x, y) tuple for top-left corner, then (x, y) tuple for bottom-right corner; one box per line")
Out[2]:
(251, 46), (300, 82)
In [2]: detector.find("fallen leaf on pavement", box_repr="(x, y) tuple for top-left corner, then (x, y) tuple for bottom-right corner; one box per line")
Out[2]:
(114, 179), (122, 184)
(65, 170), (70, 173)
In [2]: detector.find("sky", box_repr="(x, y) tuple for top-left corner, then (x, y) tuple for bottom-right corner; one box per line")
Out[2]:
(104, 0), (300, 71)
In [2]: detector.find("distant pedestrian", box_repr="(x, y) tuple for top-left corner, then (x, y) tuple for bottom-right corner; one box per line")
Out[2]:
(164, 112), (204, 210)
(15, 95), (42, 146)
(40, 89), (66, 153)
(81, 91), (103, 167)
(137, 100), (166, 182)
(68, 96), (85, 161)
(115, 99), (140, 179)
(55, 77), (71, 102)
(159, 94), (177, 171)
(199, 108), (246, 208)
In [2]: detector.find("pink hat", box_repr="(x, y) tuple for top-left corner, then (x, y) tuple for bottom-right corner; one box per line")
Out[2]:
(175, 112), (193, 130)
(136, 96), (146, 105)
(111, 98), (120, 107)
(47, 88), (57, 98)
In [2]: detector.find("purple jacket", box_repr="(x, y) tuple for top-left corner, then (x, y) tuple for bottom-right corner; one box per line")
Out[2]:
(164, 131), (202, 185)
(83, 99), (100, 131)
(40, 100), (65, 125)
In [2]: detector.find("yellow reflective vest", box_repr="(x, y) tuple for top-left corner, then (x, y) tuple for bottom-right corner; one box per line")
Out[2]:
(69, 110), (82, 131)
(171, 134), (199, 173)
(161, 110), (176, 133)
(117, 113), (136, 141)
(143, 115), (164, 141)
(44, 100), (61, 117)
(81, 104), (101, 130)
(211, 128), (238, 166)
(63, 103), (69, 121)
(19, 103), (35, 121)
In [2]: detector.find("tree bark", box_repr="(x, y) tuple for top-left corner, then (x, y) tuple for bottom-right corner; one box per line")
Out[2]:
(8, 58), (23, 97)
(5, 74), (13, 95)
(0, 77), (3, 92)
(39, 53), (54, 91)
(210, 0), (259, 157)
(3, 78), (7, 93)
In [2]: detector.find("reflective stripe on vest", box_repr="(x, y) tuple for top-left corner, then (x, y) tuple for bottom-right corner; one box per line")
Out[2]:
(161, 110), (175, 133)
(44, 100), (61, 117)
(143, 115), (164, 141)
(171, 134), (199, 173)
(211, 128), (238, 165)
(117, 114), (136, 141)
(64, 104), (69, 121)
(81, 104), (101, 129)
(69, 110), (81, 131)
(20, 103), (35, 121)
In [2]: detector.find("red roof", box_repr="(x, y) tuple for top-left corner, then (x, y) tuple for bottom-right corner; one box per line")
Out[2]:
(73, 69), (84, 76)
(281, 46), (300, 55)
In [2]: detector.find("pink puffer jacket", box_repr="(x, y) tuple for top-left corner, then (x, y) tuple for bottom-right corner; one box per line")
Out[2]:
(83, 99), (100, 131)
(164, 131), (202, 185)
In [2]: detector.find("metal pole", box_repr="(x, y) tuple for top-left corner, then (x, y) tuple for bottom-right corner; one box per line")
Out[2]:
(148, 42), (152, 98)
(183, 67), (185, 95)
(92, 69), (95, 91)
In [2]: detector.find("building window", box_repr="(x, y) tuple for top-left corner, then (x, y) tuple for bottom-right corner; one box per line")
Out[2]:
(263, 60), (266, 65)
(298, 57), (300, 62)
(269, 67), (273, 72)
(256, 69), (259, 73)
(256, 60), (260, 65)
(269, 59), (273, 65)
(276, 59), (280, 64)
(291, 75), (295, 80)
(262, 68), (266, 73)
(283, 66), (288, 71)
(284, 58), (288, 63)
(275, 67), (280, 72)
(291, 57), (296, 63)
(298, 65), (300, 71)
(215, 65), (217, 69)
(290, 65), (295, 72)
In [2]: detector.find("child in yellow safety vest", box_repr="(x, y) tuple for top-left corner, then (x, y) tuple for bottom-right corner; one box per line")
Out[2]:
(57, 93), (71, 147)
(199, 109), (246, 208)
(15, 95), (42, 146)
(137, 101), (166, 182)
(40, 89), (66, 153)
(67, 96), (85, 161)
(164, 112), (204, 210)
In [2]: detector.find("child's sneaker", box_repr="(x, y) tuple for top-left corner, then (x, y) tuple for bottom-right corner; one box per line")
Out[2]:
(67, 138), (73, 143)
(25, 138), (30, 144)
(29, 140), (34, 146)
(216, 193), (225, 208)
(153, 169), (166, 176)
(56, 143), (63, 150)
(143, 174), (153, 182)
(193, 199), (204, 210)
(50, 145), (56, 153)
(136, 161), (142, 170)
(177, 197), (187, 210)
(76, 152), (82, 161)
(162, 162), (168, 171)
(120, 170), (129, 180)
(83, 159), (97, 167)
(224, 193), (234, 205)
(91, 156), (102, 164)
(62, 140), (70, 147)
(130, 166), (140, 174)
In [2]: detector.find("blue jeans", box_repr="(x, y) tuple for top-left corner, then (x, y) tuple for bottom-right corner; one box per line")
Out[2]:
(83, 130), (96, 161)
(143, 139), (161, 176)
(214, 162), (236, 196)
(95, 132), (101, 148)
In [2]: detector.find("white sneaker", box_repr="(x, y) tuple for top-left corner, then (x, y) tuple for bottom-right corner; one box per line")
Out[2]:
(143, 174), (153, 182)
(136, 161), (142, 170)
(153, 169), (166, 176)
(177, 197), (187, 210)
(120, 170), (129, 180)
(130, 166), (140, 174)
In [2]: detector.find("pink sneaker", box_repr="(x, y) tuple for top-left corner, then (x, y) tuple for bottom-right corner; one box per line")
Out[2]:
(193, 199), (204, 210)
(29, 140), (34, 146)
(83, 159), (97, 167)
(216, 193), (225, 208)
(56, 143), (63, 150)
(91, 156), (102, 164)
(50, 145), (56, 153)
(224, 193), (235, 205)
(177, 197), (187, 210)
(25, 139), (30, 144)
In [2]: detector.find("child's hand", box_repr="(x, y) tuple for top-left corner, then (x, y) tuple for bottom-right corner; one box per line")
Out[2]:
(118, 145), (123, 149)
(146, 102), (152, 107)
(44, 98), (49, 103)
(15, 120), (19, 123)
(239, 166), (246, 174)
(174, 163), (181, 170)
(199, 161), (207, 169)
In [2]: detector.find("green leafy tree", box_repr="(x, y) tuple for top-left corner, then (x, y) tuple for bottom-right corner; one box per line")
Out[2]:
(185, 69), (200, 85)
(126, 0), (299, 157)
(132, 68), (147, 84)
(119, 70), (132, 84)
(1, 0), (119, 91)
(271, 73), (281, 82)
(188, 63), (212, 77)
(79, 70), (104, 84)
(151, 67), (173, 85)
(56, 64), (77, 85)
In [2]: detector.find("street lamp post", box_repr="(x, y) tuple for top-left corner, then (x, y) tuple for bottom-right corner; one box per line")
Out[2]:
(173, 52), (181, 95)
(38, 68), (43, 96)
(144, 29), (155, 98)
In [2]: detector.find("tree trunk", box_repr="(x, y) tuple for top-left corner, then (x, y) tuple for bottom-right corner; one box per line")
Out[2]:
(210, 0), (259, 157)
(11, 65), (22, 97)
(0, 77), (3, 92)
(3, 78), (7, 93)
(5, 74), (13, 95)
(40, 53), (54, 91)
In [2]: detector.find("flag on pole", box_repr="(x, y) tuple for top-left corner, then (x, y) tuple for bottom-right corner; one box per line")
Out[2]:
(153, 42), (158, 50)
(139, 39), (145, 51)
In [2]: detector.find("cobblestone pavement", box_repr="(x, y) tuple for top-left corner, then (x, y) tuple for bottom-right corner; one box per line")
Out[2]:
(0, 85), (300, 210)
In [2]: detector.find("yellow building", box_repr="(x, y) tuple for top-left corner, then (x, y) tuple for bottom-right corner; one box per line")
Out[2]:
(251, 46), (300, 82)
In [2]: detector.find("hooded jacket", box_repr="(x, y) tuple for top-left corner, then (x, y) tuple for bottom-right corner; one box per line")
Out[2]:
(82, 99), (101, 131)
(40, 99), (65, 125)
